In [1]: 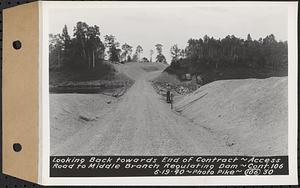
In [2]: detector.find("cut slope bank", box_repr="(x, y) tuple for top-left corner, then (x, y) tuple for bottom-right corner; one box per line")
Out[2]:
(174, 77), (288, 156)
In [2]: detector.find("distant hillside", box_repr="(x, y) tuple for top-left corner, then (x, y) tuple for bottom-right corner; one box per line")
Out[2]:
(174, 77), (288, 155)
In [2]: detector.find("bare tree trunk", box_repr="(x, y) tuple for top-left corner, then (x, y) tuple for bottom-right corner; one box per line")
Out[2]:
(88, 54), (91, 69)
(58, 52), (60, 67)
(81, 39), (86, 58)
(92, 50), (95, 68)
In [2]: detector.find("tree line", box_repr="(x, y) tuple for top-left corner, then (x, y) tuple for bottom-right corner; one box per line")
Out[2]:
(50, 22), (105, 70)
(49, 21), (168, 71)
(169, 34), (288, 74)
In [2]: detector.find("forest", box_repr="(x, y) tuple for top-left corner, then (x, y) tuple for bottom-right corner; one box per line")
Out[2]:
(49, 21), (167, 72)
(167, 34), (288, 83)
(50, 21), (288, 85)
(50, 22), (107, 71)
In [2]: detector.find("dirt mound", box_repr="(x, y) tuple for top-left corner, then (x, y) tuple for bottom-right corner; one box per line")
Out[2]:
(174, 77), (288, 155)
(50, 93), (119, 155)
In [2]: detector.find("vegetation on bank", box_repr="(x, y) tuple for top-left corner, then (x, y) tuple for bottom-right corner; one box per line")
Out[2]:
(166, 34), (288, 85)
(49, 21), (137, 94)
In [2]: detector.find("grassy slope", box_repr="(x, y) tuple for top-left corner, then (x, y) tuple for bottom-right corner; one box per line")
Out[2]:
(49, 62), (134, 94)
(153, 62), (288, 96)
(165, 64), (287, 84)
(50, 62), (117, 85)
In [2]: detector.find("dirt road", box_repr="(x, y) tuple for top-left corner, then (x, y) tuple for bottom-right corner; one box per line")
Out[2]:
(51, 62), (236, 156)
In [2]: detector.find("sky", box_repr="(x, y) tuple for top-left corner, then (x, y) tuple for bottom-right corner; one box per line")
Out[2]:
(48, 2), (289, 63)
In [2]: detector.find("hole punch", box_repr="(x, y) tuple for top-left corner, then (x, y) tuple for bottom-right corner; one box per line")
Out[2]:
(13, 143), (22, 152)
(12, 40), (22, 50)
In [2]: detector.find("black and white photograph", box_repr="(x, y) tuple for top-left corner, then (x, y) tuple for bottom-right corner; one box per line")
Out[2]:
(49, 2), (289, 156)
(45, 1), (297, 185)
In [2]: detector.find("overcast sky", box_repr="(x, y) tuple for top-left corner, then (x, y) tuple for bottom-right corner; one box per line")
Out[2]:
(48, 2), (289, 63)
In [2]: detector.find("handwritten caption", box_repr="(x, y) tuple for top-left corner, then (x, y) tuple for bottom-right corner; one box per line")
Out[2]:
(50, 156), (288, 177)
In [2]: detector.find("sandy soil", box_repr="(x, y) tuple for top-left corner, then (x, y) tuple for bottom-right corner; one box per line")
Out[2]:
(51, 62), (238, 156)
(174, 77), (288, 156)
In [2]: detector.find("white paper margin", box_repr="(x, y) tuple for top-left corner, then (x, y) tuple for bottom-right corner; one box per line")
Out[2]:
(39, 1), (298, 186)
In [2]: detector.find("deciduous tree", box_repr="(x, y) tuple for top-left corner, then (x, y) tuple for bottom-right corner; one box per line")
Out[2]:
(121, 43), (133, 62)
(170, 44), (182, 61)
(105, 34), (120, 62)
(155, 44), (166, 63)
(135, 45), (143, 62)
